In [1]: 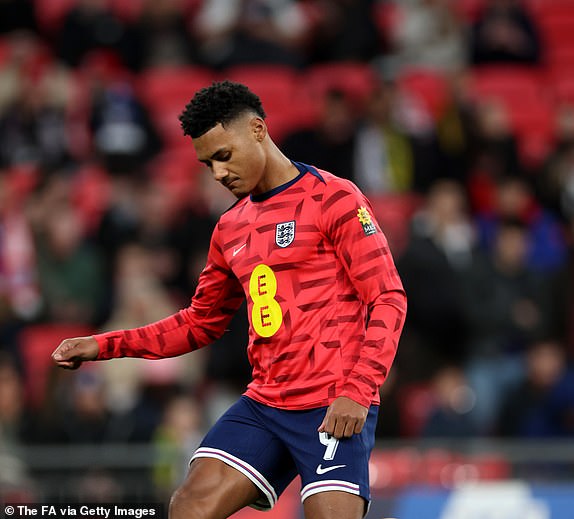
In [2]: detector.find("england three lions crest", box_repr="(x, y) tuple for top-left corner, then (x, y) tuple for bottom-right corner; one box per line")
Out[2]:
(276, 221), (295, 248)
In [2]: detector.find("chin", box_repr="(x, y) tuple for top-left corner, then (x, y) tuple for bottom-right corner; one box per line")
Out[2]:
(233, 190), (249, 200)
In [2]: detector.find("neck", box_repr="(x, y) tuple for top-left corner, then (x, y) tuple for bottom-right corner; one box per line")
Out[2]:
(253, 140), (300, 195)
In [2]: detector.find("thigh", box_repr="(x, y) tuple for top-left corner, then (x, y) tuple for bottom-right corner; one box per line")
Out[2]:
(276, 404), (379, 514)
(191, 397), (298, 511)
(303, 491), (364, 519)
(170, 457), (260, 519)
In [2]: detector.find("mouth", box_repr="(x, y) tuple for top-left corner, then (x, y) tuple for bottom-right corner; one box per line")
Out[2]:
(223, 178), (239, 190)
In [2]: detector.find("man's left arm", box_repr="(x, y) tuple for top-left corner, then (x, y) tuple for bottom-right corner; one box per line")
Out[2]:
(318, 182), (407, 438)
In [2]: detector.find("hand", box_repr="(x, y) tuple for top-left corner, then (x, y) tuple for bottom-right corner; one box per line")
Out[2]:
(318, 396), (368, 439)
(51, 336), (99, 370)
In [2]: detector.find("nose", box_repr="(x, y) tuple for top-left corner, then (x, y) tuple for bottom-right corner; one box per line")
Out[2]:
(212, 162), (228, 182)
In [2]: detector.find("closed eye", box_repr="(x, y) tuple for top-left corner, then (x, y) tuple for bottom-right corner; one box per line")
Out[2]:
(199, 151), (231, 169)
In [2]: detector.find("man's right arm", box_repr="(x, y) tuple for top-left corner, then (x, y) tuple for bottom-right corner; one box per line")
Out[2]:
(52, 224), (245, 368)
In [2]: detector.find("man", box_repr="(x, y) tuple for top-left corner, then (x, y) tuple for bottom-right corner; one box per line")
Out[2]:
(52, 81), (407, 519)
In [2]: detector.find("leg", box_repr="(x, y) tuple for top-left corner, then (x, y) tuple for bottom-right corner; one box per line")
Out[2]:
(282, 407), (379, 519)
(169, 457), (261, 519)
(303, 491), (365, 519)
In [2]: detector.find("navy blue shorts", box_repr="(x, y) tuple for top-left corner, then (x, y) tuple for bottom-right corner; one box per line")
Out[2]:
(191, 396), (378, 512)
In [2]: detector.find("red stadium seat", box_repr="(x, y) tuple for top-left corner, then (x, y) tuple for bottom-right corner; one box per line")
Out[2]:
(418, 450), (511, 487)
(373, 1), (402, 36)
(306, 62), (379, 111)
(71, 164), (112, 232)
(469, 454), (512, 481)
(396, 381), (435, 438)
(148, 148), (203, 210)
(223, 64), (319, 141)
(222, 64), (298, 109)
(368, 193), (423, 256)
(108, 0), (145, 21)
(467, 65), (545, 109)
(137, 65), (215, 107)
(552, 75), (574, 104)
(396, 67), (450, 120)
(452, 0), (486, 22)
(420, 448), (464, 487)
(35, 0), (75, 35)
(527, 0), (574, 17)
(369, 449), (420, 490)
(0, 37), (10, 66)
(137, 66), (216, 147)
(507, 100), (556, 169)
(467, 65), (554, 169)
(545, 44), (574, 73)
(538, 13), (574, 52)
(5, 165), (40, 208)
(19, 323), (96, 408)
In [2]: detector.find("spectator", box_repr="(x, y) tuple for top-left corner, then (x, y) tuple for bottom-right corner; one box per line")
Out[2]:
(0, 32), (50, 112)
(536, 104), (574, 224)
(389, 0), (467, 73)
(366, 74), (444, 194)
(420, 365), (478, 438)
(123, 0), (199, 72)
(469, 0), (542, 66)
(50, 368), (137, 443)
(97, 241), (202, 433)
(31, 183), (106, 326)
(192, 0), (310, 69)
(548, 221), (574, 358)
(0, 352), (35, 502)
(397, 179), (474, 375)
(466, 98), (522, 211)
(0, 172), (40, 368)
(280, 88), (359, 182)
(475, 176), (568, 274)
(460, 218), (551, 433)
(354, 80), (416, 194)
(0, 352), (33, 445)
(102, 242), (180, 333)
(0, 0), (37, 36)
(89, 78), (163, 177)
(496, 339), (574, 437)
(434, 71), (477, 182)
(305, 0), (381, 64)
(56, 0), (129, 69)
(93, 173), (144, 283)
(152, 394), (204, 499)
(94, 173), (213, 307)
(0, 170), (41, 322)
(0, 63), (76, 171)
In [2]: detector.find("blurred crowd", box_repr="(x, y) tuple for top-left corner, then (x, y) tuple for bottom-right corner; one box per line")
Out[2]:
(2, 0), (574, 501)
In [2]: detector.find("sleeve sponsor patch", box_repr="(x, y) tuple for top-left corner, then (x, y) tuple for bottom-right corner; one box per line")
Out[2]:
(357, 206), (377, 236)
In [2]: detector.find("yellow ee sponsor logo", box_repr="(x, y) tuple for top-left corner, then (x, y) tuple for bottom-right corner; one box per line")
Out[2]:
(249, 264), (283, 337)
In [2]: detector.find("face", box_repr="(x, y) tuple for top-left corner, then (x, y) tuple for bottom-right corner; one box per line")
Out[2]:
(193, 114), (267, 198)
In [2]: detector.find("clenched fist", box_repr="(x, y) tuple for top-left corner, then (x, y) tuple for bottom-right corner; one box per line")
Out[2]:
(51, 336), (99, 370)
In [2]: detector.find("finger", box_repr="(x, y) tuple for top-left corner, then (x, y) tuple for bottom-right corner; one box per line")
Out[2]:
(52, 340), (77, 362)
(318, 411), (335, 435)
(333, 418), (348, 439)
(55, 359), (82, 370)
(343, 419), (357, 438)
(353, 418), (365, 435)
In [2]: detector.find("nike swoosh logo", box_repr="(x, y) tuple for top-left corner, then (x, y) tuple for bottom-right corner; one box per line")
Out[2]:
(316, 464), (346, 475)
(232, 244), (247, 257)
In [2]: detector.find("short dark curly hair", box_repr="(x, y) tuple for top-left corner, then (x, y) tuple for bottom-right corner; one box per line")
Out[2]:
(179, 80), (266, 139)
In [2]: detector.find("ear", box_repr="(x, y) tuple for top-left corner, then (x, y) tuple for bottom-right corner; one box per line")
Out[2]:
(251, 116), (267, 143)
